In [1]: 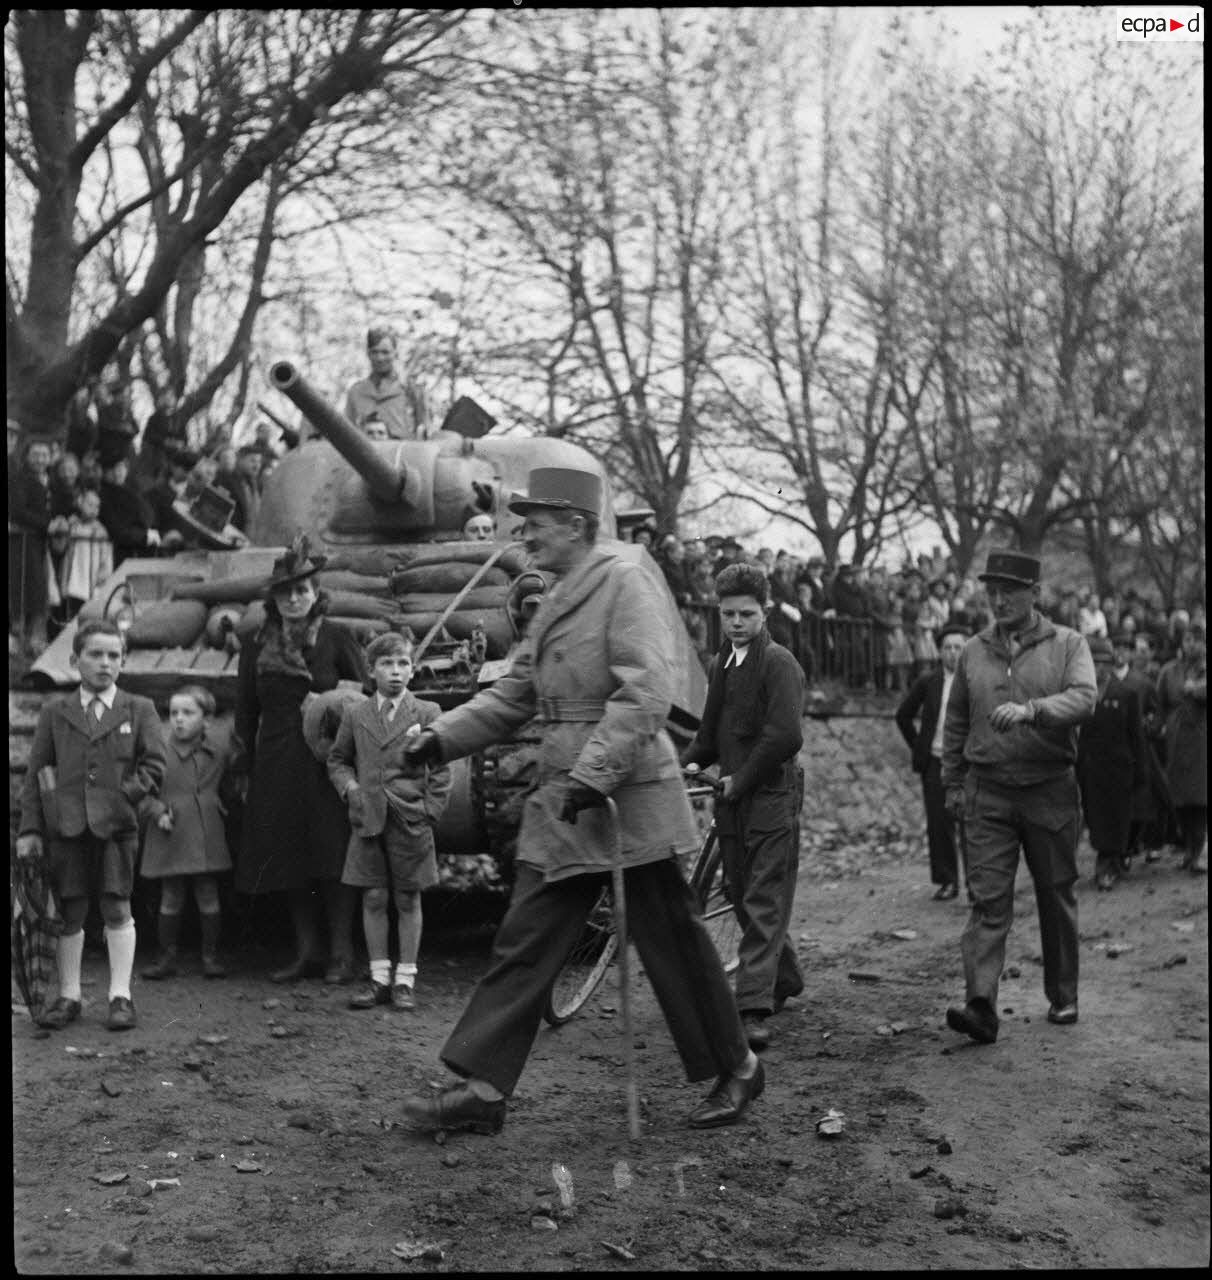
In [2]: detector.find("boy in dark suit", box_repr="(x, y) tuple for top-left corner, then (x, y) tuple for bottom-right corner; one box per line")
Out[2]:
(17, 620), (166, 1030)
(328, 630), (452, 1011)
(681, 562), (807, 1051)
(896, 619), (970, 900)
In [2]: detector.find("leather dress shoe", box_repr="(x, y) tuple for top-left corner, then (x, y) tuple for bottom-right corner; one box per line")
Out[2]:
(348, 981), (391, 1010)
(107, 996), (137, 1031)
(324, 956), (357, 985)
(36, 997), (81, 1030)
(687, 1059), (765, 1129)
(945, 1000), (998, 1044)
(401, 1084), (506, 1135)
(742, 1012), (771, 1050)
(391, 983), (416, 1011)
(932, 882), (958, 901)
(1046, 1003), (1078, 1025)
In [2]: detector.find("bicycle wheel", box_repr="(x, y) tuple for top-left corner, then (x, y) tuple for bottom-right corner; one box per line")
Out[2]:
(690, 825), (741, 974)
(542, 886), (618, 1026)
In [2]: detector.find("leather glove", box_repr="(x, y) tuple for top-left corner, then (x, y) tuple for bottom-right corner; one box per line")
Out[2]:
(558, 782), (607, 825)
(403, 729), (443, 767)
(16, 834), (43, 862)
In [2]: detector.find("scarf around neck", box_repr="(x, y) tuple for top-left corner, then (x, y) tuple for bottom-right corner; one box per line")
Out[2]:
(255, 614), (321, 683)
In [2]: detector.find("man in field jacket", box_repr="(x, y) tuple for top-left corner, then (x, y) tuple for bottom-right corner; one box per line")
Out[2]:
(941, 550), (1096, 1044)
(397, 466), (762, 1136)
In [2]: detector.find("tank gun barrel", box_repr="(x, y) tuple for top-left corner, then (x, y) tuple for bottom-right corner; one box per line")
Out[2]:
(268, 360), (408, 504)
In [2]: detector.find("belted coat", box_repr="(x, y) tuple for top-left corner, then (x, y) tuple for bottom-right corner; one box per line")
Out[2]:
(431, 546), (700, 881)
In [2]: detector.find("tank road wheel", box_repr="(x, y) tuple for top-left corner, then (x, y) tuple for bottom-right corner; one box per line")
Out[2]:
(542, 887), (618, 1026)
(689, 824), (740, 975)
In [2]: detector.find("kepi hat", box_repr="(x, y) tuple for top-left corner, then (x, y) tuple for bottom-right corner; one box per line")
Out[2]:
(267, 533), (327, 590)
(978, 549), (1041, 587)
(508, 466), (602, 517)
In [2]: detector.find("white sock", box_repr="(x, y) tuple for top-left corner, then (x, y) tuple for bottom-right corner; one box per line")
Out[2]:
(394, 961), (417, 989)
(105, 919), (137, 1001)
(369, 959), (391, 987)
(58, 929), (85, 1001)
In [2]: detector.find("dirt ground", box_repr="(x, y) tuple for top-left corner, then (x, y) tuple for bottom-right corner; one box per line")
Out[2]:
(11, 828), (1210, 1273)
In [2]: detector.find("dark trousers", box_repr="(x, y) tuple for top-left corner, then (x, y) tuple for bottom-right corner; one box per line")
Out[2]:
(960, 772), (1081, 1011)
(441, 859), (749, 1096)
(715, 766), (804, 1015)
(1175, 805), (1208, 862)
(922, 757), (961, 886)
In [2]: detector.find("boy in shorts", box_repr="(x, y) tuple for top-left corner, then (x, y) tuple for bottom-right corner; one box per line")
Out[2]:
(328, 630), (453, 1010)
(17, 619), (166, 1030)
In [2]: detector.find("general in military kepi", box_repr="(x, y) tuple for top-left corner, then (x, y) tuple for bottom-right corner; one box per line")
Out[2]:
(508, 467), (602, 517)
(978, 550), (1041, 586)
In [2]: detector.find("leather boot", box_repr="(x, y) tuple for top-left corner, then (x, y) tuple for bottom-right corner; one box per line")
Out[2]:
(271, 894), (321, 983)
(200, 912), (227, 979)
(141, 913), (180, 980)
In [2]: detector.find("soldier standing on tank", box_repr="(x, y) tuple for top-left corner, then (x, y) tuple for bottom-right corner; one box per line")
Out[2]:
(342, 326), (430, 440)
(399, 466), (765, 1135)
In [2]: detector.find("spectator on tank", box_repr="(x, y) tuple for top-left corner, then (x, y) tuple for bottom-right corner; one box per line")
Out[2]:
(361, 413), (389, 441)
(343, 325), (429, 440)
(228, 445), (263, 534)
(1156, 621), (1207, 874)
(462, 510), (496, 541)
(8, 435), (55, 655)
(143, 447), (197, 544)
(254, 419), (285, 459)
(184, 455), (225, 504)
(1077, 590), (1109, 639)
(98, 457), (161, 567)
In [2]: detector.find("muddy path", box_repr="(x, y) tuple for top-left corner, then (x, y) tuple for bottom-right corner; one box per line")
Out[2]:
(11, 834), (1209, 1273)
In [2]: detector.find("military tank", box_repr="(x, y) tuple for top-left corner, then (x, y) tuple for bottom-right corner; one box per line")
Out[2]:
(22, 363), (708, 894)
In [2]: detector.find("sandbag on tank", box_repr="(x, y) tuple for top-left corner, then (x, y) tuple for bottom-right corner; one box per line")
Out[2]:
(313, 570), (392, 595)
(171, 575), (268, 605)
(327, 542), (530, 578)
(389, 562), (510, 594)
(322, 591), (404, 621)
(398, 609), (514, 659)
(393, 587), (511, 613)
(125, 600), (210, 649)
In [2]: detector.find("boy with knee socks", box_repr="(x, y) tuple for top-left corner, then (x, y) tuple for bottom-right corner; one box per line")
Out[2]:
(328, 630), (452, 1010)
(17, 620), (166, 1031)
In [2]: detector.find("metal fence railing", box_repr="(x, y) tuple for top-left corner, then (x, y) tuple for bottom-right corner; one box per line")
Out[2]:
(679, 601), (878, 689)
(9, 527), (147, 654)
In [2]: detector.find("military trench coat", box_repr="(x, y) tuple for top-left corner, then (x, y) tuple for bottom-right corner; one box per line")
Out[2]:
(431, 546), (700, 881)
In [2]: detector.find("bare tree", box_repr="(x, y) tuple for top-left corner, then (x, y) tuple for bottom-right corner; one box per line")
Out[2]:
(5, 9), (469, 438)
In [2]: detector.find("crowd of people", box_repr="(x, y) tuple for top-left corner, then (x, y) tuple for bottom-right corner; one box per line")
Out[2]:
(638, 524), (1207, 696)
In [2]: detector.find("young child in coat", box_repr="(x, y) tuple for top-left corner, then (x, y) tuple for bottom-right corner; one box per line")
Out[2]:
(16, 619), (166, 1031)
(57, 484), (114, 620)
(328, 630), (453, 1011)
(139, 684), (235, 979)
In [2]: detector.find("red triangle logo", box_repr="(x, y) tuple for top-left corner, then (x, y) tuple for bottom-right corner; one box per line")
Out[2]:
(1169, 18), (1184, 31)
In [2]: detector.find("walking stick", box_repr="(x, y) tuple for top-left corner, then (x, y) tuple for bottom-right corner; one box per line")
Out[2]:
(605, 798), (641, 1141)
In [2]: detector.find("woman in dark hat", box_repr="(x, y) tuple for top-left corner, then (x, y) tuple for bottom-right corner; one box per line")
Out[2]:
(234, 535), (368, 981)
